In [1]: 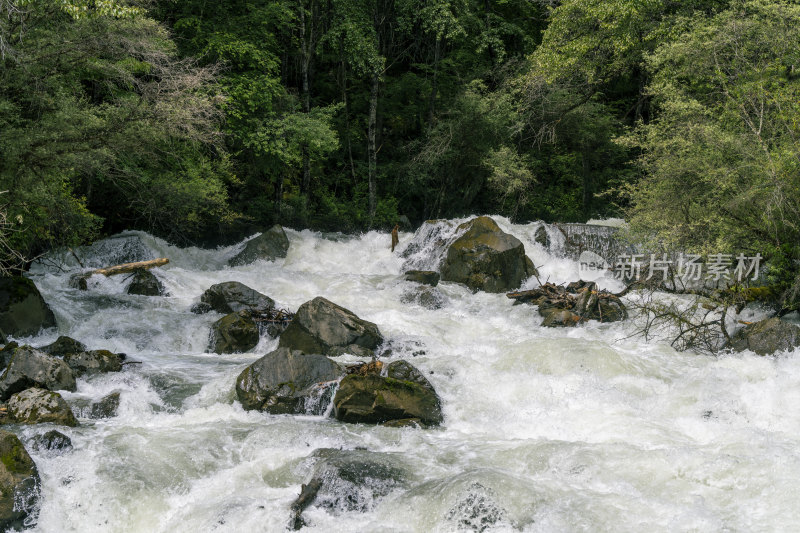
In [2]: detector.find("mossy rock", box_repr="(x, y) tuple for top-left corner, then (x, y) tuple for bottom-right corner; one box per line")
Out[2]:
(208, 311), (259, 354)
(7, 388), (78, 427)
(90, 392), (120, 419)
(333, 373), (443, 426)
(728, 317), (800, 356)
(0, 276), (57, 337)
(0, 430), (40, 530)
(440, 216), (537, 293)
(64, 350), (124, 377)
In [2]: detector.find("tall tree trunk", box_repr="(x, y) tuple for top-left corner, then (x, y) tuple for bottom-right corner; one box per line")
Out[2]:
(427, 36), (441, 128)
(299, 1), (313, 196)
(368, 71), (379, 220)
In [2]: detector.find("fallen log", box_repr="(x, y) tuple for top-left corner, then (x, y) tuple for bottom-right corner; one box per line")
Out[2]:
(92, 258), (169, 276)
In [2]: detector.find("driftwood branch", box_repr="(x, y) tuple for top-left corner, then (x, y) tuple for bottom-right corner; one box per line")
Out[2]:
(91, 258), (169, 276)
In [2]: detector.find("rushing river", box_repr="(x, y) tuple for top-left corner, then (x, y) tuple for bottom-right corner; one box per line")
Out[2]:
(13, 217), (800, 532)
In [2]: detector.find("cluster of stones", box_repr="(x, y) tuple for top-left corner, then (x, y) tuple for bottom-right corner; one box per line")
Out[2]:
(507, 280), (628, 327)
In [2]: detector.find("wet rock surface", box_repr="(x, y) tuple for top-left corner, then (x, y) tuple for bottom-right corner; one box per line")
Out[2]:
(0, 346), (76, 401)
(404, 270), (440, 287)
(90, 391), (121, 419)
(440, 216), (537, 293)
(64, 350), (124, 377)
(728, 317), (800, 355)
(37, 336), (86, 357)
(192, 281), (276, 315)
(279, 297), (383, 358)
(445, 482), (511, 532)
(0, 276), (57, 338)
(400, 285), (447, 310)
(290, 448), (407, 529)
(208, 311), (260, 354)
(126, 270), (166, 296)
(235, 348), (342, 414)
(0, 430), (40, 530)
(228, 225), (290, 266)
(29, 430), (73, 453)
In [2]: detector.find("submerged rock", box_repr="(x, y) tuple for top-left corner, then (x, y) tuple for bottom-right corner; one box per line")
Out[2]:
(37, 336), (86, 357)
(400, 286), (447, 310)
(333, 361), (443, 426)
(229, 225), (290, 266)
(440, 216), (537, 293)
(208, 311), (260, 354)
(126, 270), (165, 296)
(193, 281), (276, 315)
(541, 308), (584, 328)
(29, 430), (73, 453)
(64, 350), (124, 377)
(90, 391), (120, 419)
(235, 348), (342, 414)
(0, 276), (57, 337)
(279, 297), (383, 358)
(0, 346), (76, 401)
(290, 448), (406, 529)
(6, 388), (78, 427)
(404, 270), (440, 287)
(0, 430), (40, 530)
(728, 317), (800, 355)
(445, 482), (511, 533)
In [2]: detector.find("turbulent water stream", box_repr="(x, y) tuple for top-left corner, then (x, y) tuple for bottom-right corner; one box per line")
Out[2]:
(13, 217), (800, 532)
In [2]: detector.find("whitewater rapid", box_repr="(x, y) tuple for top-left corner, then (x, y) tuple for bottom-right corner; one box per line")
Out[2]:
(13, 217), (800, 532)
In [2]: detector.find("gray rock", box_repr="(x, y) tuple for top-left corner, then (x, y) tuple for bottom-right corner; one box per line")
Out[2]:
(290, 448), (407, 529)
(728, 317), (800, 355)
(37, 336), (86, 357)
(63, 350), (124, 377)
(6, 388), (78, 427)
(385, 360), (437, 395)
(126, 270), (165, 296)
(333, 367), (443, 426)
(400, 286), (446, 310)
(236, 348), (342, 414)
(0, 346), (76, 401)
(278, 297), (383, 357)
(0, 430), (40, 530)
(208, 311), (259, 354)
(541, 308), (584, 328)
(404, 270), (440, 287)
(30, 430), (73, 453)
(0, 342), (18, 369)
(440, 216), (537, 293)
(90, 392), (120, 419)
(0, 276), (57, 337)
(229, 225), (290, 266)
(194, 281), (275, 315)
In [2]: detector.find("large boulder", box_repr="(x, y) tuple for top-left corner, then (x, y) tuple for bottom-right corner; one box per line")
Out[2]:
(728, 317), (800, 356)
(440, 217), (537, 293)
(333, 363), (443, 426)
(228, 225), (290, 266)
(279, 297), (383, 357)
(290, 448), (407, 529)
(37, 336), (86, 357)
(6, 388), (78, 427)
(208, 311), (259, 354)
(0, 346), (76, 401)
(0, 276), (57, 337)
(63, 350), (124, 377)
(126, 270), (165, 296)
(0, 430), (40, 530)
(235, 348), (343, 414)
(192, 281), (275, 315)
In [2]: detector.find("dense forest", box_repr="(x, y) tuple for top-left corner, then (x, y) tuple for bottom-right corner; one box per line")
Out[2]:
(1, 0), (799, 310)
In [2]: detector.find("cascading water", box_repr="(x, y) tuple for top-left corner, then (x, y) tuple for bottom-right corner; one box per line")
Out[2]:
(10, 217), (800, 532)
